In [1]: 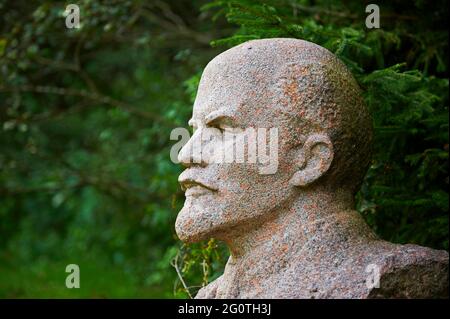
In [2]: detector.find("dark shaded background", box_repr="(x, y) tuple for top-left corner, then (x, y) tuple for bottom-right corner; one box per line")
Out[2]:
(0, 0), (448, 298)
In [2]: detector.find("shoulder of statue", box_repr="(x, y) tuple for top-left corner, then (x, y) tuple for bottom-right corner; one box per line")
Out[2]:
(194, 276), (223, 299)
(368, 243), (449, 298)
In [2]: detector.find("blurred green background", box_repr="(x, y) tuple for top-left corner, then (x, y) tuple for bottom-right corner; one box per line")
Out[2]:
(0, 0), (448, 298)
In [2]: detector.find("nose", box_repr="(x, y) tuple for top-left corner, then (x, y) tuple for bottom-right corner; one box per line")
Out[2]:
(178, 128), (207, 167)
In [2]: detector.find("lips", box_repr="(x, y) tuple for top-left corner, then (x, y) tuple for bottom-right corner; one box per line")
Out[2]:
(178, 170), (218, 197)
(184, 185), (212, 197)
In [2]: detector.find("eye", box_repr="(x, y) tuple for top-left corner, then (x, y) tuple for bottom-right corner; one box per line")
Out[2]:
(213, 124), (226, 133)
(206, 116), (233, 133)
(209, 123), (232, 134)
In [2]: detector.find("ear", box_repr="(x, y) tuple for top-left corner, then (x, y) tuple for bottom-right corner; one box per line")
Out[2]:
(289, 133), (334, 187)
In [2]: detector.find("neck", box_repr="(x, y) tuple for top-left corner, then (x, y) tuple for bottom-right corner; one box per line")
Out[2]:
(222, 188), (375, 263)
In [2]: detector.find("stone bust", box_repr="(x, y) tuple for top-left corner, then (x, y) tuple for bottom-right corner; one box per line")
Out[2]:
(175, 38), (448, 298)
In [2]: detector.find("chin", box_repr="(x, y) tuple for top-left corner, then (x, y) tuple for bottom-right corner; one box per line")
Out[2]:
(175, 205), (219, 243)
(175, 230), (210, 243)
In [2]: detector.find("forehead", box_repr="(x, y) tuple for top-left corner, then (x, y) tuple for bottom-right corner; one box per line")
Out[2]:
(192, 53), (277, 125)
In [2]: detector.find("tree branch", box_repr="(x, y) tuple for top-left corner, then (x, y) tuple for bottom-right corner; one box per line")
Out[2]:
(0, 84), (172, 125)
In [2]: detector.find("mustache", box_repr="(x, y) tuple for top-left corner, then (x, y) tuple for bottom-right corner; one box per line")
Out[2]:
(178, 170), (218, 192)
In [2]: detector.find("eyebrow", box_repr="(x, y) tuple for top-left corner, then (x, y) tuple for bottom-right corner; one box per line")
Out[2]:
(205, 111), (234, 126)
(188, 110), (235, 128)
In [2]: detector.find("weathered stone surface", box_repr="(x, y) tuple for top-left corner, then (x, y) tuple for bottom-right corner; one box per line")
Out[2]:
(175, 38), (449, 299)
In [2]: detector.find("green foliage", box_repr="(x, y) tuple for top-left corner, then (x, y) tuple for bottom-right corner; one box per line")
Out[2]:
(0, 0), (222, 298)
(171, 239), (228, 298)
(0, 257), (166, 298)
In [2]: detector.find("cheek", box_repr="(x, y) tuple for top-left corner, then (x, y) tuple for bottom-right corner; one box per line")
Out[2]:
(216, 164), (293, 217)
(216, 156), (292, 196)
